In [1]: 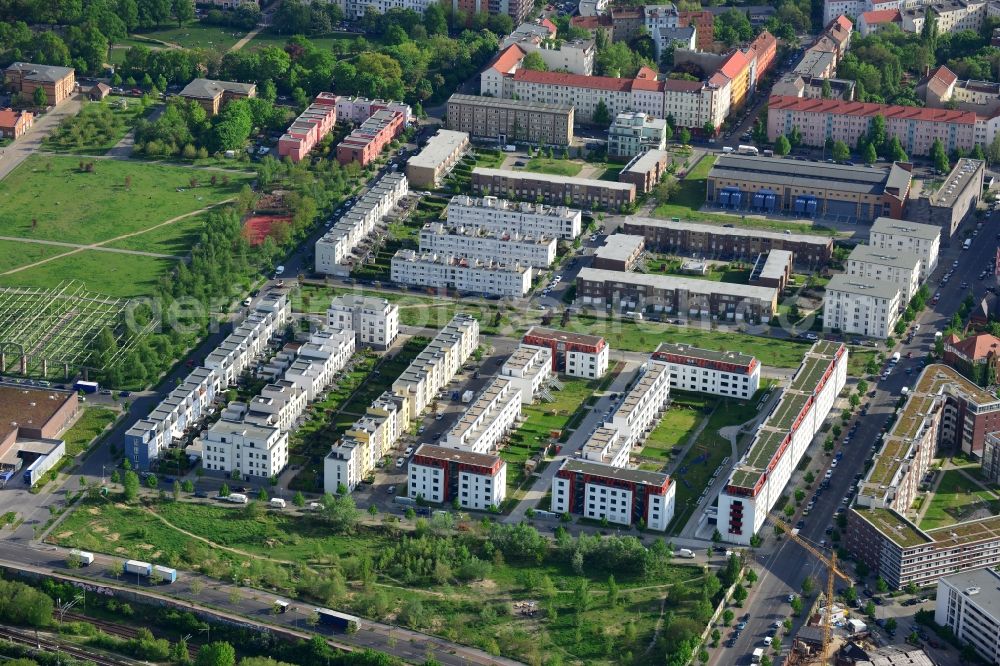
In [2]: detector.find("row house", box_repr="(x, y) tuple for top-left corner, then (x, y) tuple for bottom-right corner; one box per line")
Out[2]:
(419, 221), (558, 268)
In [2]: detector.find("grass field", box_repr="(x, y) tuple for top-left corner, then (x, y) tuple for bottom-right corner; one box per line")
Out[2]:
(0, 240), (68, 273)
(0, 252), (179, 298)
(43, 97), (152, 155)
(638, 395), (710, 462)
(132, 23), (245, 50)
(524, 157), (583, 177)
(644, 257), (752, 284)
(0, 155), (248, 245)
(919, 468), (1000, 530)
(62, 407), (119, 457)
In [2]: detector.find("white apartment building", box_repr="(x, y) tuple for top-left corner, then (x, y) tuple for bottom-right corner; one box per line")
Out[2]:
(315, 172), (408, 275)
(823, 0), (898, 25)
(652, 343), (761, 399)
(443, 378), (522, 454)
(643, 5), (697, 58)
(606, 359), (671, 451)
(285, 328), (356, 400)
(846, 245), (923, 304)
(327, 294), (400, 350)
(823, 274), (902, 339)
(567, 344), (609, 379)
(408, 444), (507, 510)
(935, 569), (1000, 665)
(868, 217), (941, 282)
(419, 222), (557, 268)
(392, 313), (480, 417)
(500, 28), (596, 75)
(552, 459), (675, 530)
(245, 380), (307, 432)
(608, 112), (668, 159)
(901, 0), (989, 33)
(447, 195), (582, 239)
(390, 249), (533, 298)
(325, 391), (402, 493)
(500, 344), (554, 403)
(202, 420), (289, 479)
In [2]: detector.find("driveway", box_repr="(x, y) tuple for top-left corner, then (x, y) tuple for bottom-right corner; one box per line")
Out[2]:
(0, 94), (83, 181)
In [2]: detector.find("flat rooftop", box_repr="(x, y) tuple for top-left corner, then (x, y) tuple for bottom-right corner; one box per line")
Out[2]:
(653, 342), (756, 369)
(180, 78), (256, 99)
(938, 568), (1000, 619)
(624, 216), (833, 246)
(758, 250), (792, 281)
(930, 158), (983, 208)
(414, 443), (502, 469)
(826, 274), (902, 300)
(0, 384), (75, 443)
(848, 245), (922, 271)
(853, 506), (932, 549)
(408, 130), (469, 169)
(623, 149), (669, 174)
(472, 167), (636, 191)
(594, 234), (644, 262)
(446, 93), (573, 115)
(870, 217), (941, 240)
(709, 154), (897, 195)
(559, 457), (669, 486)
(524, 326), (605, 348)
(578, 267), (779, 302)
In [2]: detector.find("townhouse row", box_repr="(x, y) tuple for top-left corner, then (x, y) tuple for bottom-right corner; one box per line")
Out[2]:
(277, 92), (338, 163)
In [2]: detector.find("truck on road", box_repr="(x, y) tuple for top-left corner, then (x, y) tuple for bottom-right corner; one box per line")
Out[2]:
(70, 550), (95, 566)
(74, 380), (99, 394)
(315, 608), (361, 632)
(751, 648), (764, 663)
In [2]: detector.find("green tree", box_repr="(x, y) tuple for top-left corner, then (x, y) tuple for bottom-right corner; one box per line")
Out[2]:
(424, 3), (448, 35)
(196, 642), (236, 666)
(182, 479), (194, 493)
(930, 138), (950, 173)
(790, 596), (803, 615)
(723, 609), (735, 625)
(122, 470), (139, 501)
(876, 577), (889, 593)
(173, 0), (194, 25)
(593, 99), (611, 126)
(842, 586), (858, 605)
(521, 51), (548, 71)
(788, 126), (803, 149)
(821, 79), (833, 99)
(887, 136), (908, 162)
(145, 473), (158, 489)
(319, 492), (360, 532)
(864, 600), (876, 618)
(885, 617), (897, 634)
(863, 142), (878, 164)
(774, 135), (791, 156)
(172, 479), (181, 500)
(33, 87), (47, 107)
(293, 491), (306, 507)
(257, 488), (269, 502)
(831, 140), (850, 162)
(219, 483), (230, 497)
(733, 584), (748, 605)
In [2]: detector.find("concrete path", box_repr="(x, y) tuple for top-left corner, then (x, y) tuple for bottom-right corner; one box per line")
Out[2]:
(1, 199), (233, 276)
(0, 234), (178, 259)
(229, 25), (264, 52)
(504, 361), (639, 523)
(0, 95), (84, 181)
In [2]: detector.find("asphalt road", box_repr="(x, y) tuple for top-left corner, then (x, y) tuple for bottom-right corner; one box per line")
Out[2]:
(708, 216), (995, 666)
(0, 95), (83, 181)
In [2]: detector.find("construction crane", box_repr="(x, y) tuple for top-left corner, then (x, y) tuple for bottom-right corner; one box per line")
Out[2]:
(769, 513), (853, 664)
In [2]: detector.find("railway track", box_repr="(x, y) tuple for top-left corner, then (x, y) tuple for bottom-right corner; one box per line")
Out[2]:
(0, 625), (129, 666)
(60, 612), (200, 658)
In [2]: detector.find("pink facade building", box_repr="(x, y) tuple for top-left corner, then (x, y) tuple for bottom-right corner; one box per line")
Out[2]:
(336, 109), (405, 167)
(277, 92), (337, 163)
(767, 95), (977, 156)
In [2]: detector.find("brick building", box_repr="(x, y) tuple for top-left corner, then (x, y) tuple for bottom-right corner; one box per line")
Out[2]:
(4, 62), (75, 105)
(178, 78), (256, 116)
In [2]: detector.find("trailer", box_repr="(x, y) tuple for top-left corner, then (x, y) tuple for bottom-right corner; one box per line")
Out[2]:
(270, 497), (286, 508)
(153, 565), (177, 583)
(314, 607), (361, 632)
(74, 380), (99, 394)
(224, 493), (248, 504)
(71, 549), (95, 566)
(125, 560), (153, 577)
(274, 599), (290, 614)
(737, 145), (758, 156)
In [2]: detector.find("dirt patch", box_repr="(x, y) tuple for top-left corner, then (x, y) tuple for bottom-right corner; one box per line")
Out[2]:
(87, 508), (101, 515)
(114, 546), (128, 554)
(138, 543), (154, 550)
(55, 531), (73, 539)
(91, 524), (107, 533)
(470, 579), (498, 592)
(150, 551), (162, 559)
(106, 533), (120, 542)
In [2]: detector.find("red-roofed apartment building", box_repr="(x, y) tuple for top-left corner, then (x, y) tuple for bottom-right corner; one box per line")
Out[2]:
(480, 44), (527, 98)
(745, 30), (778, 87)
(0, 108), (33, 139)
(767, 95), (977, 156)
(944, 333), (1000, 386)
(857, 9), (901, 36)
(720, 50), (751, 109)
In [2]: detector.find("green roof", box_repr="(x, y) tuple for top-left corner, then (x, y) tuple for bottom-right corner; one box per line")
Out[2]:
(744, 429), (787, 470)
(853, 506), (932, 549)
(770, 393), (809, 431)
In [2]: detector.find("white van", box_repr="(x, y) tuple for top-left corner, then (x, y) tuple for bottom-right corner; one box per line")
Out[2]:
(963, 238), (972, 250)
(676, 548), (696, 559)
(71, 549), (95, 566)
(270, 497), (286, 508)
(722, 146), (734, 154)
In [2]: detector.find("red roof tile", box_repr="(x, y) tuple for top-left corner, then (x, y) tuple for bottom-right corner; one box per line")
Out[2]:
(951, 333), (1000, 360)
(860, 9), (900, 23)
(720, 51), (749, 79)
(767, 95), (977, 124)
(513, 68), (635, 92)
(835, 15), (853, 31)
(750, 30), (777, 55)
(571, 15), (612, 29)
(0, 108), (29, 128)
(540, 18), (557, 36)
(489, 44), (526, 73)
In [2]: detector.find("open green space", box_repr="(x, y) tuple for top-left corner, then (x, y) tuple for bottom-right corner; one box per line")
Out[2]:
(245, 30), (357, 52)
(919, 468), (1000, 530)
(524, 157), (583, 177)
(0, 251), (178, 298)
(44, 97), (153, 155)
(638, 395), (709, 462)
(104, 213), (207, 256)
(598, 165), (624, 181)
(52, 497), (712, 665)
(644, 257), (752, 284)
(62, 407), (119, 457)
(132, 23), (245, 50)
(0, 240), (68, 273)
(0, 155), (249, 246)
(668, 390), (767, 533)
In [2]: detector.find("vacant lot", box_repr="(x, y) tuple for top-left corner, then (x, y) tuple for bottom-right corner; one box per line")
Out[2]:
(52, 497), (710, 665)
(0, 156), (247, 245)
(44, 97), (152, 154)
(919, 468), (1000, 530)
(0, 240), (68, 273)
(62, 407), (119, 456)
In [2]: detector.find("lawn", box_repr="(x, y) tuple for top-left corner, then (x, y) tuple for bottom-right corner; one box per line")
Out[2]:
(638, 395), (711, 462)
(43, 97), (153, 155)
(524, 157), (583, 177)
(62, 407), (119, 457)
(51, 497), (711, 665)
(0, 155), (249, 245)
(644, 257), (752, 284)
(919, 468), (1000, 530)
(0, 240), (68, 273)
(104, 213), (208, 256)
(0, 251), (179, 298)
(132, 23), (246, 50)
(668, 390), (766, 533)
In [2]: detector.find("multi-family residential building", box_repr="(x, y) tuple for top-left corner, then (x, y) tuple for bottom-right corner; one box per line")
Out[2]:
(678, 10), (715, 50)
(652, 343), (761, 399)
(846, 245), (923, 303)
(0, 108), (33, 139)
(325, 391), (403, 492)
(405, 130), (470, 189)
(419, 222), (557, 268)
(452, 0), (533, 25)
(508, 66), (667, 123)
(900, 0), (991, 33)
(944, 332), (1000, 388)
(277, 92), (337, 163)
(623, 217), (834, 267)
(443, 378), (522, 454)
(593, 234), (645, 272)
(707, 154), (913, 223)
(643, 4), (697, 59)
(283, 328), (357, 401)
(619, 149), (670, 194)
(748, 249), (794, 290)
(392, 313), (480, 417)
(767, 95), (978, 156)
(470, 168), (636, 210)
(333, 96), (412, 125)
(576, 267), (779, 322)
(522, 327), (609, 379)
(243, 381), (308, 433)
(823, 274), (903, 338)
(336, 109), (406, 166)
(847, 364), (1000, 588)
(327, 294), (400, 350)
(337, 0), (437, 17)
(935, 569), (1000, 665)
(390, 249), (532, 298)
(983, 430), (1000, 483)
(408, 444), (507, 510)
(201, 421), (289, 479)
(315, 172), (409, 275)
(4, 63), (75, 105)
(592, 359), (671, 457)
(906, 159), (985, 244)
(500, 344), (554, 403)
(447, 194), (582, 239)
(857, 8), (902, 34)
(179, 78), (256, 116)
(480, 44), (527, 99)
(868, 217), (941, 282)
(500, 23), (596, 75)
(445, 94), (574, 146)
(552, 459), (675, 530)
(719, 341), (848, 544)
(608, 112), (667, 159)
